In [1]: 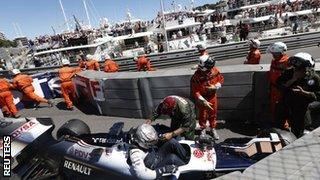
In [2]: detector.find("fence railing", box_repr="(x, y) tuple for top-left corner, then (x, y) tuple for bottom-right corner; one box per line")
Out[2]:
(2, 30), (320, 77)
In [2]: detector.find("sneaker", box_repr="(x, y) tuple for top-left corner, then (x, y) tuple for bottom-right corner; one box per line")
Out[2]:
(211, 128), (219, 140)
(47, 100), (54, 107)
(201, 129), (207, 136)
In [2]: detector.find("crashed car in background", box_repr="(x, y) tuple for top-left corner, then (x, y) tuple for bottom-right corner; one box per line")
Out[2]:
(0, 117), (297, 180)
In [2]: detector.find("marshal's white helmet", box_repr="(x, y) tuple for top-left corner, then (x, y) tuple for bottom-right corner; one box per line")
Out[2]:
(248, 39), (260, 48)
(86, 54), (92, 60)
(289, 52), (315, 68)
(135, 124), (158, 149)
(267, 42), (287, 54)
(199, 54), (216, 71)
(61, 58), (70, 65)
(12, 69), (21, 75)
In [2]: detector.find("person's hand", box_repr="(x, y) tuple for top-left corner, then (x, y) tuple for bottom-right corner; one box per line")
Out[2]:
(145, 119), (152, 124)
(156, 165), (178, 176)
(163, 132), (173, 140)
(207, 85), (217, 93)
(201, 99), (214, 111)
(292, 86), (310, 96)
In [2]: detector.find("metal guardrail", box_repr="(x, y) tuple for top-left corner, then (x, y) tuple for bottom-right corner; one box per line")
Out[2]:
(2, 31), (320, 76)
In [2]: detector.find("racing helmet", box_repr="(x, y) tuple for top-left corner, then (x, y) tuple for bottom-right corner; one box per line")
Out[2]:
(198, 55), (216, 71)
(12, 69), (21, 75)
(248, 39), (260, 48)
(266, 42), (287, 54)
(135, 124), (158, 149)
(61, 58), (70, 65)
(158, 96), (177, 115)
(289, 52), (315, 68)
(196, 43), (207, 51)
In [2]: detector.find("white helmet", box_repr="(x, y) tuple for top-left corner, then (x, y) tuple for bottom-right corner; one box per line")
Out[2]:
(248, 39), (260, 48)
(289, 52), (315, 68)
(135, 124), (158, 149)
(86, 54), (92, 60)
(61, 58), (70, 65)
(104, 53), (111, 60)
(199, 55), (216, 71)
(12, 69), (21, 75)
(267, 42), (287, 54)
(196, 43), (207, 51)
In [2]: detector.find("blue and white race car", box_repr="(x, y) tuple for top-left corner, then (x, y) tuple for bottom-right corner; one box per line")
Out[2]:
(0, 117), (296, 180)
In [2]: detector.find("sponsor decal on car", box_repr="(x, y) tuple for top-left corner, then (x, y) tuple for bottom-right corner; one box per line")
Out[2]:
(193, 149), (204, 158)
(91, 137), (123, 144)
(11, 120), (38, 139)
(63, 159), (92, 175)
(68, 146), (92, 160)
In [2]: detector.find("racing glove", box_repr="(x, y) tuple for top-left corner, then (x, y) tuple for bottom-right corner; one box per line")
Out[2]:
(156, 165), (178, 177)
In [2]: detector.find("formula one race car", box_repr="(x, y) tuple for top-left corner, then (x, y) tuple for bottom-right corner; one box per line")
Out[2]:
(0, 117), (297, 180)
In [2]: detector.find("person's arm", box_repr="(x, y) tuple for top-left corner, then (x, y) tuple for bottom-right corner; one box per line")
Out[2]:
(150, 103), (161, 122)
(191, 74), (213, 110)
(130, 149), (157, 180)
(95, 61), (100, 71)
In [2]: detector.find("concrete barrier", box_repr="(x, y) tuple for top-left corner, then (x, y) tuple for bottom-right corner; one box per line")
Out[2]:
(73, 65), (268, 122)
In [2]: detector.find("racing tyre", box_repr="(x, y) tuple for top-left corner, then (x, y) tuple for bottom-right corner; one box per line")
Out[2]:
(57, 119), (90, 139)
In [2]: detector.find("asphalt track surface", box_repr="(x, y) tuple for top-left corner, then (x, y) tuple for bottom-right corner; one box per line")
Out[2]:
(18, 45), (320, 142)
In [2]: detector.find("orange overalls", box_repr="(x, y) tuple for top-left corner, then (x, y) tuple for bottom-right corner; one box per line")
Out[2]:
(268, 54), (290, 121)
(104, 59), (119, 73)
(13, 74), (48, 104)
(76, 59), (86, 73)
(86, 60), (100, 71)
(137, 56), (154, 71)
(191, 67), (224, 129)
(0, 78), (18, 116)
(244, 49), (261, 64)
(59, 66), (77, 109)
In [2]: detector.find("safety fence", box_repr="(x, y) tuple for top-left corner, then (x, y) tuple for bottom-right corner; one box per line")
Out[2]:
(1, 30), (320, 77)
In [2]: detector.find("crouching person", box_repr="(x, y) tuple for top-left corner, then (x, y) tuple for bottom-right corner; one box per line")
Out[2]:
(276, 52), (320, 138)
(130, 124), (186, 180)
(59, 58), (77, 110)
(145, 95), (196, 140)
(12, 69), (53, 109)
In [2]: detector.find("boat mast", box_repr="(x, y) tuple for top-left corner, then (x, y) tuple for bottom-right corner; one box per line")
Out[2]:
(160, 0), (170, 52)
(83, 0), (92, 28)
(12, 23), (19, 37)
(59, 0), (70, 32)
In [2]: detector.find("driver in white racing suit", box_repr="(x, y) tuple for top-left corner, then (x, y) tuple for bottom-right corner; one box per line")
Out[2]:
(129, 124), (187, 180)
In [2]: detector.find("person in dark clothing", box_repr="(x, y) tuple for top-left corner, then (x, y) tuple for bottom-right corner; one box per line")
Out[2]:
(129, 124), (186, 179)
(33, 57), (42, 67)
(276, 52), (320, 138)
(146, 95), (196, 140)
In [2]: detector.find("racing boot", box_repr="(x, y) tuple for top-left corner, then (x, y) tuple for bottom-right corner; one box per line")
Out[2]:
(211, 128), (219, 140)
